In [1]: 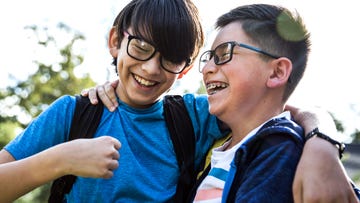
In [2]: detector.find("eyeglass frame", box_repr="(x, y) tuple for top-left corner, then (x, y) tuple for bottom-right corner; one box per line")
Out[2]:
(199, 41), (280, 72)
(123, 31), (190, 74)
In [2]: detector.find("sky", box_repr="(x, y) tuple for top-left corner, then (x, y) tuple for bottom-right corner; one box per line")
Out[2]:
(0, 0), (359, 141)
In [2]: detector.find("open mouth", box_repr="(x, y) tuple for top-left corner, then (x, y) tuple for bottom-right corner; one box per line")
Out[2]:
(206, 82), (229, 95)
(133, 74), (157, 87)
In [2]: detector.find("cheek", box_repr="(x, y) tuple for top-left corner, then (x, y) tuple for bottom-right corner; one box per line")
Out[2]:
(163, 73), (177, 89)
(229, 76), (257, 101)
(116, 50), (136, 72)
(117, 48), (128, 63)
(227, 62), (264, 89)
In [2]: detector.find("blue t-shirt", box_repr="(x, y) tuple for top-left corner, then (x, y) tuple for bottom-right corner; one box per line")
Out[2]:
(5, 94), (222, 202)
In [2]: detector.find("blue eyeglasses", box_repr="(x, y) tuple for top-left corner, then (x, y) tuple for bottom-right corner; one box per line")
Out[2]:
(199, 41), (280, 72)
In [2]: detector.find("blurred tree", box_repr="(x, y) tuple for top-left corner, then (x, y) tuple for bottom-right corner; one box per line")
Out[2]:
(0, 23), (96, 202)
(196, 81), (206, 94)
(350, 129), (360, 144)
(329, 112), (345, 133)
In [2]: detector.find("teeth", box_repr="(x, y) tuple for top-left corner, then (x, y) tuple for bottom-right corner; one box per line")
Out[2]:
(206, 83), (228, 90)
(206, 82), (228, 95)
(134, 74), (156, 86)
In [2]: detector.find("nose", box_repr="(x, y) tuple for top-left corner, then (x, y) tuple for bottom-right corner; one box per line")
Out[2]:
(201, 59), (218, 76)
(141, 52), (162, 75)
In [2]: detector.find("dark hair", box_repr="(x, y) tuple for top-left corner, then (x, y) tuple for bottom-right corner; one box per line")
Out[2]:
(112, 0), (203, 67)
(216, 4), (311, 101)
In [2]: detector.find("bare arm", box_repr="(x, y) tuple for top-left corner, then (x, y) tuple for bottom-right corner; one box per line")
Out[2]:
(0, 136), (120, 202)
(287, 105), (359, 203)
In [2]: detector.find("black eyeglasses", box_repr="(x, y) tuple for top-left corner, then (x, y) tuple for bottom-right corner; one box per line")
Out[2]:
(124, 32), (190, 74)
(199, 41), (280, 72)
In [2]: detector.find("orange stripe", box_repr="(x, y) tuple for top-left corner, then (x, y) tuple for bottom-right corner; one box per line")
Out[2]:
(194, 188), (223, 201)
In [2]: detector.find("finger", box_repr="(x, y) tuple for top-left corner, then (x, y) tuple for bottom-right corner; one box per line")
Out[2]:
(102, 170), (114, 179)
(88, 87), (99, 105)
(110, 79), (119, 88)
(108, 159), (119, 171)
(101, 160), (119, 179)
(112, 150), (120, 160)
(100, 136), (121, 150)
(284, 104), (300, 114)
(104, 82), (119, 108)
(97, 83), (117, 112)
(112, 138), (121, 150)
(80, 88), (89, 96)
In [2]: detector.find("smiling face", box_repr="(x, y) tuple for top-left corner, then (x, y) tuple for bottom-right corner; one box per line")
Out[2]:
(109, 28), (178, 108)
(106, 0), (205, 109)
(202, 22), (274, 123)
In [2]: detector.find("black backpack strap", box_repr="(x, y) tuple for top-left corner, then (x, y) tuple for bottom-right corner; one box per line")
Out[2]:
(48, 95), (104, 203)
(163, 95), (196, 203)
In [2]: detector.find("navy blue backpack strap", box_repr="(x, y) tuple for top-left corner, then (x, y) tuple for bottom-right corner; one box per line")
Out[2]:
(163, 95), (196, 203)
(48, 95), (104, 203)
(225, 118), (303, 203)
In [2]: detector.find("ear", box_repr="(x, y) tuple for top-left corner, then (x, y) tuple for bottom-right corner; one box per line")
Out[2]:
(108, 27), (119, 57)
(177, 64), (194, 79)
(267, 57), (292, 88)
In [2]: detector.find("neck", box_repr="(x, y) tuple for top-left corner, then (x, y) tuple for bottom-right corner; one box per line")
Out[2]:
(115, 81), (156, 109)
(223, 100), (285, 149)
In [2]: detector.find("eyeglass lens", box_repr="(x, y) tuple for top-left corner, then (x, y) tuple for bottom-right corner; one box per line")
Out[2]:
(127, 36), (187, 74)
(127, 37), (156, 60)
(199, 42), (233, 72)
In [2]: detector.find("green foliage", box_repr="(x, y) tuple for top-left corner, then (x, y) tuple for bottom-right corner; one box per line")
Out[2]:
(329, 112), (345, 133)
(350, 129), (360, 144)
(3, 24), (95, 121)
(0, 23), (95, 130)
(14, 183), (51, 203)
(353, 173), (360, 187)
(196, 80), (206, 95)
(0, 120), (20, 149)
(0, 23), (96, 202)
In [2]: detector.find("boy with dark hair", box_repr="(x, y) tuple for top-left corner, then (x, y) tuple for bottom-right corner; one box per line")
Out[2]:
(194, 4), (359, 202)
(0, 0), (219, 202)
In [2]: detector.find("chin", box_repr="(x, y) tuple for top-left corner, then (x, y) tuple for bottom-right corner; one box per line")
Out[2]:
(209, 96), (229, 117)
(208, 104), (220, 117)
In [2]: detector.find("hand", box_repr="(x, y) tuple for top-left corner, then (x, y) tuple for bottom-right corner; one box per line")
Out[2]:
(286, 105), (359, 202)
(54, 136), (121, 179)
(81, 80), (119, 112)
(285, 104), (337, 135)
(293, 137), (359, 203)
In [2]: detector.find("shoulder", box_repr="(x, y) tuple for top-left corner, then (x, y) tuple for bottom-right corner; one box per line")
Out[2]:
(182, 93), (208, 103)
(257, 117), (304, 143)
(163, 94), (209, 114)
(43, 95), (76, 115)
(52, 95), (76, 107)
(181, 93), (209, 111)
(239, 118), (305, 161)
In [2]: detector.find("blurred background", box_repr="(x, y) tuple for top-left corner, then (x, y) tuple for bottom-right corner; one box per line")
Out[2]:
(0, 0), (359, 202)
